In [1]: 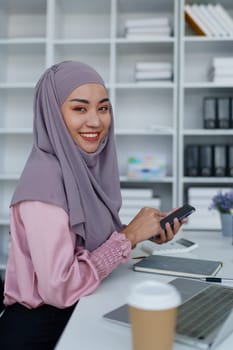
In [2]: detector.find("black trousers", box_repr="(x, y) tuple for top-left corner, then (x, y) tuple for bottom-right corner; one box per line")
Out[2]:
(0, 302), (77, 350)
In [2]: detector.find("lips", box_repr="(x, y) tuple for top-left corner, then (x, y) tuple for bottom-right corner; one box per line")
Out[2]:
(79, 132), (100, 142)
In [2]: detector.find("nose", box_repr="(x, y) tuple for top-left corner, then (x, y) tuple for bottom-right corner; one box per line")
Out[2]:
(86, 110), (101, 127)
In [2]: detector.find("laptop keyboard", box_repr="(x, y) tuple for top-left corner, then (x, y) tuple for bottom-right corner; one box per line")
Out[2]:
(176, 284), (233, 340)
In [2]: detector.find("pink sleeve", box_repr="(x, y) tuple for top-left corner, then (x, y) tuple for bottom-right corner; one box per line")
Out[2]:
(18, 201), (131, 307)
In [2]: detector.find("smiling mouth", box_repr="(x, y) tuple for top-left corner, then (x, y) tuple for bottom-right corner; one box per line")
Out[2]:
(79, 132), (100, 141)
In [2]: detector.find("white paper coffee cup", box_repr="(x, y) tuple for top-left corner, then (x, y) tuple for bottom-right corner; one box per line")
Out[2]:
(128, 280), (181, 350)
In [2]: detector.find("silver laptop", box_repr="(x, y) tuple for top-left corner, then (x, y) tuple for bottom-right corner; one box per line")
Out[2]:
(103, 278), (233, 349)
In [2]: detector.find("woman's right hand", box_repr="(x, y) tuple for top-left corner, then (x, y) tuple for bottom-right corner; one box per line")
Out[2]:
(121, 207), (168, 248)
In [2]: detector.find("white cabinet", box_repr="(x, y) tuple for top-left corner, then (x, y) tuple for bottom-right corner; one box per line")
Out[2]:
(1, 0), (232, 273)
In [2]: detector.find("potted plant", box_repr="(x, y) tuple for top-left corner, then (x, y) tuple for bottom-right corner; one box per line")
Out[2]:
(209, 190), (233, 237)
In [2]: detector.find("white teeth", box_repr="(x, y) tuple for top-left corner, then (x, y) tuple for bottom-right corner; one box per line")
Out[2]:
(80, 133), (98, 138)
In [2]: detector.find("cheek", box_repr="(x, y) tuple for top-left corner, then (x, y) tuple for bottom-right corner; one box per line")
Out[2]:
(103, 114), (111, 131)
(65, 115), (83, 132)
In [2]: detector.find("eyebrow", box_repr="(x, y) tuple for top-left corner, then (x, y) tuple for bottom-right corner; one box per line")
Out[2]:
(70, 98), (110, 104)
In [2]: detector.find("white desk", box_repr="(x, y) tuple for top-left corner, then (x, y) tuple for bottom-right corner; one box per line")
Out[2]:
(56, 231), (233, 350)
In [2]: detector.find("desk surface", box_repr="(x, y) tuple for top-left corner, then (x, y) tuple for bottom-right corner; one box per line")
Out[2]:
(55, 231), (233, 350)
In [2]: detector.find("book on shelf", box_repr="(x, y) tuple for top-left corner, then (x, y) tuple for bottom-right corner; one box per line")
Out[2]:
(217, 98), (230, 129)
(187, 187), (230, 198)
(209, 65), (233, 83)
(121, 188), (153, 199)
(124, 17), (170, 29)
(185, 3), (233, 37)
(133, 255), (223, 279)
(231, 98), (233, 128)
(199, 145), (213, 177)
(207, 4), (230, 37)
(213, 145), (227, 177)
(135, 62), (172, 72)
(212, 57), (233, 67)
(184, 4), (210, 36)
(187, 186), (230, 230)
(126, 26), (171, 35)
(203, 97), (217, 129)
(124, 15), (172, 39)
(185, 145), (199, 176)
(227, 145), (233, 177)
(201, 4), (230, 37)
(125, 32), (171, 40)
(193, 4), (218, 37)
(120, 188), (160, 224)
(135, 70), (172, 81)
(210, 67), (233, 77)
(215, 4), (233, 36)
(212, 77), (233, 83)
(186, 214), (221, 230)
(122, 198), (161, 209)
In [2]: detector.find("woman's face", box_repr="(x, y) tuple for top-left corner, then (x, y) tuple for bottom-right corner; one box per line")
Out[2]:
(61, 83), (111, 153)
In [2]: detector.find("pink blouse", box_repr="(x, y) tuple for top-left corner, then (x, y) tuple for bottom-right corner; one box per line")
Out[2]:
(4, 201), (131, 309)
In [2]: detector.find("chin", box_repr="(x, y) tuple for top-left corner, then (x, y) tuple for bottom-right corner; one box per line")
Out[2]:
(80, 144), (100, 153)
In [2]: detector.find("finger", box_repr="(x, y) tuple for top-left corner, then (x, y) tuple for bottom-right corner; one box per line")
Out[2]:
(157, 230), (167, 243)
(173, 217), (181, 234)
(164, 223), (174, 241)
(155, 210), (167, 218)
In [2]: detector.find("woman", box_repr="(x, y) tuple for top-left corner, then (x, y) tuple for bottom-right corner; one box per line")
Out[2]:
(0, 61), (182, 349)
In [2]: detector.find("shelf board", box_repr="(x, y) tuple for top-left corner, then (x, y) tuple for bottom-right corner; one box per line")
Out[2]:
(115, 128), (174, 135)
(0, 254), (7, 270)
(114, 82), (174, 89)
(120, 176), (174, 183)
(184, 82), (233, 89)
(182, 129), (233, 136)
(0, 213), (10, 225)
(0, 128), (32, 134)
(0, 173), (20, 180)
(0, 82), (35, 89)
(115, 37), (175, 44)
(184, 36), (233, 43)
(0, 38), (46, 45)
(0, 218), (10, 226)
(54, 38), (111, 45)
(182, 177), (233, 184)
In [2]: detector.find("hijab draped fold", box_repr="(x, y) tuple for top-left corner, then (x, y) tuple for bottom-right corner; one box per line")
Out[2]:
(11, 61), (123, 251)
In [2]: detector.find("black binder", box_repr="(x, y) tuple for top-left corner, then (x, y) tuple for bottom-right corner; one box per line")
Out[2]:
(230, 98), (233, 128)
(203, 97), (217, 129)
(227, 145), (233, 177)
(185, 145), (199, 176)
(217, 98), (230, 129)
(199, 145), (213, 177)
(213, 145), (227, 177)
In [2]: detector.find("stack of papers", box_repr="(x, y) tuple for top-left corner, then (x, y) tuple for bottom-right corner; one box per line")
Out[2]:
(119, 188), (161, 225)
(135, 61), (173, 82)
(124, 16), (172, 39)
(209, 57), (233, 83)
(186, 187), (229, 230)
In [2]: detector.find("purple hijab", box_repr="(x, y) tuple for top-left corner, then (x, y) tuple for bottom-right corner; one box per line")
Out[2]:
(11, 61), (123, 251)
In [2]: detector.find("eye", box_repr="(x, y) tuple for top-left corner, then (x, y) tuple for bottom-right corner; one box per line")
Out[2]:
(74, 106), (87, 113)
(99, 105), (109, 112)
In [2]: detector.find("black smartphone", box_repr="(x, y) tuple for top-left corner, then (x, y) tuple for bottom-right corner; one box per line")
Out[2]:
(160, 204), (196, 230)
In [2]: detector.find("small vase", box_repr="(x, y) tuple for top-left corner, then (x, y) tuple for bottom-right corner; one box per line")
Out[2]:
(220, 213), (233, 237)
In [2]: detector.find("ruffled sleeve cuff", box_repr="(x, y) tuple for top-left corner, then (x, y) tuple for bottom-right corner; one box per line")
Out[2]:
(89, 231), (131, 281)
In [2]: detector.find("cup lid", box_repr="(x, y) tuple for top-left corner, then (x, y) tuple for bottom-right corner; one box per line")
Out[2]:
(128, 280), (181, 310)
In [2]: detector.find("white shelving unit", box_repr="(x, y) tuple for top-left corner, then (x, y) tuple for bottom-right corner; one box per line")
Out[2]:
(178, 0), (233, 210)
(1, 0), (232, 274)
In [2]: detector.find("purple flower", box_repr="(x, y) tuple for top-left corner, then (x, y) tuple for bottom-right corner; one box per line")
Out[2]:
(209, 190), (233, 214)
